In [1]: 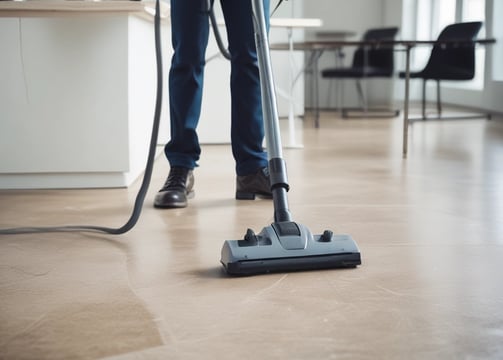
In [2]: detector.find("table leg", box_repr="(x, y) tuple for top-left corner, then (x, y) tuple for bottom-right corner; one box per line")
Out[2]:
(303, 49), (323, 128)
(402, 45), (412, 158)
(313, 50), (322, 128)
(286, 27), (303, 148)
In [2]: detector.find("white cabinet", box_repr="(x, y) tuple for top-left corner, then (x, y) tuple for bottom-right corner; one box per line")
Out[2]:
(0, 3), (171, 189)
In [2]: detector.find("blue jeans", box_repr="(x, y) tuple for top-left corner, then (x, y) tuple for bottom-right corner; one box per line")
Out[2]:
(165, 0), (270, 176)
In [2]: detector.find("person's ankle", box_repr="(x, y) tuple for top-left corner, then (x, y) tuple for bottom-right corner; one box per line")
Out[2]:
(236, 167), (272, 200)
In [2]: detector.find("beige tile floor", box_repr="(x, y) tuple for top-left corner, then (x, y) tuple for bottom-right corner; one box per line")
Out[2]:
(1, 112), (503, 359)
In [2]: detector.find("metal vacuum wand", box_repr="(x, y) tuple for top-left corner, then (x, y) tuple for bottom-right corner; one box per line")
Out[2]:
(252, 0), (292, 223)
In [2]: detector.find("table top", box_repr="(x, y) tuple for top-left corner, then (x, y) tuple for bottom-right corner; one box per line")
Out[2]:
(270, 18), (323, 28)
(0, 0), (140, 12)
(270, 38), (496, 51)
(0, 0), (168, 18)
(313, 30), (357, 39)
(215, 17), (322, 28)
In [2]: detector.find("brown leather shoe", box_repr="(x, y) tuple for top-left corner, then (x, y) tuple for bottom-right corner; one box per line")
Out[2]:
(154, 167), (194, 208)
(235, 167), (272, 200)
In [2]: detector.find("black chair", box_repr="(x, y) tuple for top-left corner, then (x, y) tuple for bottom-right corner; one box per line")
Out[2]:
(321, 27), (400, 118)
(399, 21), (486, 120)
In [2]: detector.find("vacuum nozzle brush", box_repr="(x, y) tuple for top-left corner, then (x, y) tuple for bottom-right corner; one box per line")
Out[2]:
(220, 221), (361, 276)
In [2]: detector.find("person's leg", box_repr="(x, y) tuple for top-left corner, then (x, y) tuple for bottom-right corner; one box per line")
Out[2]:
(155, 0), (209, 208)
(164, 0), (210, 169)
(221, 0), (272, 200)
(220, 0), (270, 177)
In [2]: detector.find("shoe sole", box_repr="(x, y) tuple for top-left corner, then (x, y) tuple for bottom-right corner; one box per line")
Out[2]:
(154, 191), (195, 209)
(235, 191), (272, 200)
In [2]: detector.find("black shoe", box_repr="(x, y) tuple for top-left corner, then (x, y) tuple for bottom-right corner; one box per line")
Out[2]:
(154, 167), (194, 208)
(236, 167), (272, 200)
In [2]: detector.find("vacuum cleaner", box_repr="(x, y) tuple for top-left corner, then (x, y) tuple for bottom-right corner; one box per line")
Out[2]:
(220, 0), (361, 275)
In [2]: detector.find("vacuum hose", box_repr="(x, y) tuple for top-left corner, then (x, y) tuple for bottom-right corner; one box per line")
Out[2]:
(208, 0), (286, 61)
(207, 0), (231, 60)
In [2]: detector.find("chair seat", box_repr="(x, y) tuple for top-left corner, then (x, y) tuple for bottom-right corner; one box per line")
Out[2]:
(398, 67), (475, 81)
(322, 66), (393, 78)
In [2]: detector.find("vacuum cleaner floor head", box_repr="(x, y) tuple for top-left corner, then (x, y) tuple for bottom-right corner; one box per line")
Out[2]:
(221, 221), (361, 276)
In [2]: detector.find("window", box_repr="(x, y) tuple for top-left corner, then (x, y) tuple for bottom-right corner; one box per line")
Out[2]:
(494, 0), (503, 81)
(412, 0), (456, 70)
(461, 0), (486, 89)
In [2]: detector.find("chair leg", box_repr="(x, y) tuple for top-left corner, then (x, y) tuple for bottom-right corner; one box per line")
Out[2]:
(356, 79), (367, 111)
(436, 80), (442, 116)
(314, 61), (320, 126)
(339, 80), (345, 117)
(422, 79), (427, 119)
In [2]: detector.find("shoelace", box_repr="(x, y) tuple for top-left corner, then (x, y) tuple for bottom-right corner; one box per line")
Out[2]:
(161, 167), (189, 191)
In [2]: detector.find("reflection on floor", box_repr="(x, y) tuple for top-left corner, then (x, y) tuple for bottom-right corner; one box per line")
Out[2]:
(1, 113), (503, 359)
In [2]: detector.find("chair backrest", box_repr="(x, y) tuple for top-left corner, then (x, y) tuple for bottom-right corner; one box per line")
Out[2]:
(421, 21), (483, 80)
(352, 27), (399, 76)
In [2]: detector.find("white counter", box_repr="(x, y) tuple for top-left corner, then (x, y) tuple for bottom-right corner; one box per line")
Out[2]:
(0, 0), (172, 189)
